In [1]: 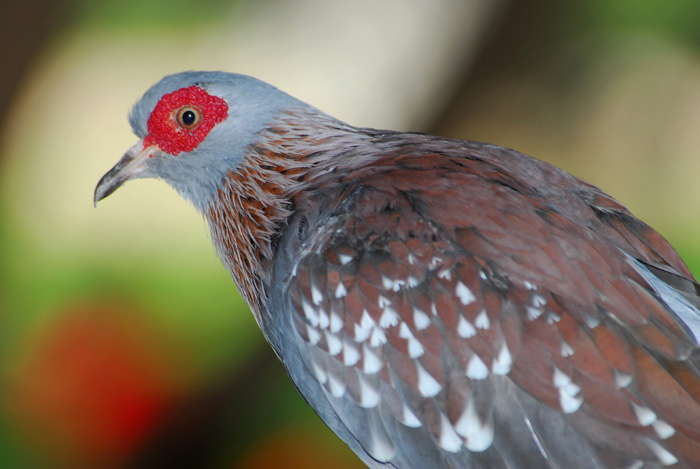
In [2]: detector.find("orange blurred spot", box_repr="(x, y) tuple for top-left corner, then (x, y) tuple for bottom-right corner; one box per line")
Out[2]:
(235, 428), (365, 469)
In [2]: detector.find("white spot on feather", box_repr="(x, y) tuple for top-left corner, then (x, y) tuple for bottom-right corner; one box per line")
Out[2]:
(652, 420), (675, 439)
(329, 309), (343, 333)
(362, 344), (383, 374)
(335, 282), (347, 298)
(492, 342), (512, 375)
(407, 337), (425, 358)
(531, 293), (546, 307)
(407, 253), (417, 265)
(553, 367), (582, 414)
(552, 367), (571, 387)
(526, 294), (546, 322)
(466, 354), (489, 380)
(353, 323), (371, 342)
(416, 361), (442, 397)
(615, 372), (633, 388)
(369, 326), (387, 347)
(399, 322), (424, 358)
(413, 307), (431, 330)
(338, 253), (353, 265)
(524, 281), (537, 290)
(357, 372), (380, 408)
(438, 269), (452, 281)
(307, 326), (321, 345)
(379, 306), (399, 328)
(302, 299), (319, 327)
(474, 309), (490, 329)
(526, 306), (543, 321)
(361, 309), (374, 327)
(585, 314), (601, 329)
(429, 256), (442, 269)
(327, 371), (346, 397)
(546, 312), (562, 324)
(381, 275), (394, 291)
(438, 412), (463, 453)
(400, 403), (422, 428)
(325, 331), (342, 356)
(342, 338), (360, 366)
(559, 389), (583, 414)
(454, 399), (494, 452)
(457, 315), (477, 338)
(631, 402), (657, 426)
(354, 310), (374, 342)
(318, 308), (330, 329)
(398, 322), (413, 339)
(560, 341), (575, 357)
(311, 284), (323, 305)
(479, 270), (488, 280)
(455, 281), (476, 305)
(407, 276), (420, 288)
(378, 295), (391, 308)
(645, 439), (678, 466)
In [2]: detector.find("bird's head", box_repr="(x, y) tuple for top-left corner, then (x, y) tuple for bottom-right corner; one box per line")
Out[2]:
(94, 71), (305, 210)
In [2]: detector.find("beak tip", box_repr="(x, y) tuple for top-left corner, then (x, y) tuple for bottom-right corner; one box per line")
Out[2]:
(94, 178), (109, 207)
(95, 142), (154, 208)
(93, 178), (118, 206)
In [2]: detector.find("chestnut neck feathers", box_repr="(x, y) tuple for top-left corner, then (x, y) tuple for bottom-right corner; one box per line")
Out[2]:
(204, 108), (375, 315)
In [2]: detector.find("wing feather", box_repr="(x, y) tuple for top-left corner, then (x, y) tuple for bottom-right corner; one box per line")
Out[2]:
(278, 144), (700, 467)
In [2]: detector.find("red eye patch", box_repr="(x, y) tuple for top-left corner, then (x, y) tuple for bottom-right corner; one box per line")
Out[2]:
(144, 86), (229, 156)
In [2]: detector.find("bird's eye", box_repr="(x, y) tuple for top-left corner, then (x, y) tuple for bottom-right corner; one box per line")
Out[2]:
(176, 107), (201, 130)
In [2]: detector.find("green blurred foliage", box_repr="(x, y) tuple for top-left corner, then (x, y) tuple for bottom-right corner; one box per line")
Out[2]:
(586, 0), (700, 47)
(67, 0), (243, 30)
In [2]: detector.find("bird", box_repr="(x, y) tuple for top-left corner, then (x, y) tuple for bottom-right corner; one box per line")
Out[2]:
(95, 71), (700, 468)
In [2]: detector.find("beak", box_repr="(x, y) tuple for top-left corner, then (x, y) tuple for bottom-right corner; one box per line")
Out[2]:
(94, 143), (158, 206)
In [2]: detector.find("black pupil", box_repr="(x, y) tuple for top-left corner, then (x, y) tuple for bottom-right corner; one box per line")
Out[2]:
(181, 109), (196, 126)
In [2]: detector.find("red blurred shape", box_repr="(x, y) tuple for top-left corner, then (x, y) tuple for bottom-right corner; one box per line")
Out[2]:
(8, 300), (180, 467)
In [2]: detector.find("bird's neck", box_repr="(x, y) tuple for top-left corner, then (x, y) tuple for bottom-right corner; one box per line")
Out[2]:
(204, 109), (368, 316)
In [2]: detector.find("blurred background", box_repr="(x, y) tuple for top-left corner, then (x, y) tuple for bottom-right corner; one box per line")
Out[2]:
(2, 0), (700, 467)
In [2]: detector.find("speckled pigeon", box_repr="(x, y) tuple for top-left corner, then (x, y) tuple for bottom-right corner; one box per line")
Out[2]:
(95, 71), (700, 468)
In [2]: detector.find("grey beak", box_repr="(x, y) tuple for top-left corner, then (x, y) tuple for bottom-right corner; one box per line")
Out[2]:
(94, 142), (156, 206)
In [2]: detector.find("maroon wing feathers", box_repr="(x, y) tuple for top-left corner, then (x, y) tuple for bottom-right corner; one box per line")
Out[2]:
(285, 143), (700, 467)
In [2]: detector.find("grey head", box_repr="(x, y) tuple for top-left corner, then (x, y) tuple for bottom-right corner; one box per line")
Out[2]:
(95, 71), (311, 211)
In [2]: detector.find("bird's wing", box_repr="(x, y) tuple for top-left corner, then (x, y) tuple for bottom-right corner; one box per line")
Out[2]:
(282, 148), (700, 468)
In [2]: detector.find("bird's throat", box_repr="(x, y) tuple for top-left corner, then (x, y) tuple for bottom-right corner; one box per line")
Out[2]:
(204, 108), (370, 315)
(206, 161), (297, 313)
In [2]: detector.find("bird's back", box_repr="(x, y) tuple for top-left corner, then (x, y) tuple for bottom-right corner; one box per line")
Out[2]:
(265, 132), (700, 468)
